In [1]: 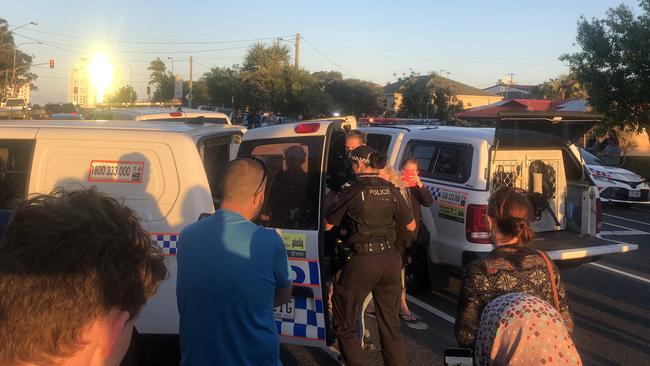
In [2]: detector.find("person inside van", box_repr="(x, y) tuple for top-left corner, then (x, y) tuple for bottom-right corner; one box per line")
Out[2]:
(268, 145), (311, 229)
(474, 292), (582, 366)
(345, 129), (367, 153)
(454, 187), (573, 349)
(0, 188), (167, 366)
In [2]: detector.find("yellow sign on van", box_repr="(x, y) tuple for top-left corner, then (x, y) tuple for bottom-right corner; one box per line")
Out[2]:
(280, 232), (306, 258)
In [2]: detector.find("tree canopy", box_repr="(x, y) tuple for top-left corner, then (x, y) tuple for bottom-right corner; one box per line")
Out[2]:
(0, 18), (38, 100)
(533, 73), (588, 99)
(397, 73), (463, 120)
(561, 0), (650, 132)
(106, 85), (137, 104)
(147, 58), (174, 102)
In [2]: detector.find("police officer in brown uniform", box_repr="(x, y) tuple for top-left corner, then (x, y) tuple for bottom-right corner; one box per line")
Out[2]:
(325, 145), (416, 366)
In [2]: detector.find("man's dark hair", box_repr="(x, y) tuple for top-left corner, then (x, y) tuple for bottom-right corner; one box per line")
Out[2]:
(0, 188), (168, 365)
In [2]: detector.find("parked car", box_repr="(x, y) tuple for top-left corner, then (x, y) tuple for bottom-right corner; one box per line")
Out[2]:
(580, 148), (650, 204)
(0, 98), (31, 119)
(44, 103), (82, 119)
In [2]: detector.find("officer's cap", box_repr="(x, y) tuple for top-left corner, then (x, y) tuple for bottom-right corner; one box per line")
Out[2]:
(349, 145), (375, 164)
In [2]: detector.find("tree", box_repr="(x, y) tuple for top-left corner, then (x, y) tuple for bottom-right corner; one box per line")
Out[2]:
(325, 79), (383, 116)
(204, 66), (242, 109)
(0, 18), (38, 100)
(312, 71), (343, 83)
(561, 1), (650, 132)
(239, 43), (293, 112)
(148, 58), (174, 102)
(106, 86), (137, 104)
(181, 80), (210, 107)
(284, 67), (333, 117)
(533, 73), (589, 99)
(398, 73), (463, 120)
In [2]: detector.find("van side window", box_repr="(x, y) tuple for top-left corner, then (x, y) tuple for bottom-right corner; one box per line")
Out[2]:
(0, 140), (35, 239)
(238, 136), (324, 230)
(403, 140), (472, 183)
(366, 133), (392, 156)
(201, 135), (235, 207)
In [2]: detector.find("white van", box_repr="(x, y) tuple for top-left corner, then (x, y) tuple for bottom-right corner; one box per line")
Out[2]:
(89, 107), (232, 125)
(0, 119), (244, 363)
(360, 111), (638, 287)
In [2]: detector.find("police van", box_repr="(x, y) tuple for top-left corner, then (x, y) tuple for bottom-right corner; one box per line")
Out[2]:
(238, 112), (639, 349)
(0, 119), (244, 362)
(88, 107), (232, 125)
(359, 111), (638, 288)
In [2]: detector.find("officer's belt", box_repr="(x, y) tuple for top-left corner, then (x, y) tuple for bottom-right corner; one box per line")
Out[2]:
(353, 241), (394, 255)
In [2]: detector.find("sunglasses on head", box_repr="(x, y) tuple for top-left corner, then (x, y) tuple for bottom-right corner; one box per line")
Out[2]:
(242, 156), (267, 197)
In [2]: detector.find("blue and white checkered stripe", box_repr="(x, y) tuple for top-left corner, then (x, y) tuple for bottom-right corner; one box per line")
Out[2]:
(427, 186), (443, 200)
(276, 297), (326, 340)
(152, 233), (178, 256)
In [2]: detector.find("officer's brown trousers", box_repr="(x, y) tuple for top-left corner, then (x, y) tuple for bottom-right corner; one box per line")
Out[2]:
(332, 249), (408, 366)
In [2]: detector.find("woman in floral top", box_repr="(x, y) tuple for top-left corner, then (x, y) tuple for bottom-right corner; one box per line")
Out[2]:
(475, 293), (581, 365)
(454, 187), (573, 349)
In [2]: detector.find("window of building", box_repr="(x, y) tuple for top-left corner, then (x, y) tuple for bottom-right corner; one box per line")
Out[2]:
(238, 136), (324, 230)
(403, 140), (472, 183)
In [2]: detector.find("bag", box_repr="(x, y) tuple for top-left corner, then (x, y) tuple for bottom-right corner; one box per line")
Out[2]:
(536, 249), (561, 313)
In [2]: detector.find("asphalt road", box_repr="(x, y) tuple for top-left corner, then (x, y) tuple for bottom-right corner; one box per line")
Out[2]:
(281, 204), (650, 365)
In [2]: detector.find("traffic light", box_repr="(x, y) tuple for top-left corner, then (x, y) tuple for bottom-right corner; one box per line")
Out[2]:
(49, 59), (55, 69)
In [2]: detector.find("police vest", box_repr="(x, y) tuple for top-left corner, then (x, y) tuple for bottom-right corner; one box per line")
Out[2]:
(350, 177), (396, 239)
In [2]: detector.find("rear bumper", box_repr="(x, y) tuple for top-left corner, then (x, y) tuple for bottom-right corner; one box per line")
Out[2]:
(527, 231), (638, 261)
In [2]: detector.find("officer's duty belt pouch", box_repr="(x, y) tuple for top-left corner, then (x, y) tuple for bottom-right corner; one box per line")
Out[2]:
(354, 241), (393, 254)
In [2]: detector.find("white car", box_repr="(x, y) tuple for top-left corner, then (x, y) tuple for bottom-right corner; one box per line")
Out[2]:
(581, 149), (650, 204)
(89, 107), (232, 125)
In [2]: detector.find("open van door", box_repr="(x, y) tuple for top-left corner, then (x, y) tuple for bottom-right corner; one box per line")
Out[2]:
(237, 117), (355, 348)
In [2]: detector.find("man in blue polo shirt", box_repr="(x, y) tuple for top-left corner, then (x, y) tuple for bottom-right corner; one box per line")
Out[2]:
(177, 158), (292, 366)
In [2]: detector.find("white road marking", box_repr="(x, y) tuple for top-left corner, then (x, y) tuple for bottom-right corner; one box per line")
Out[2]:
(603, 213), (650, 227)
(406, 294), (456, 324)
(603, 221), (650, 234)
(588, 262), (650, 285)
(601, 230), (648, 236)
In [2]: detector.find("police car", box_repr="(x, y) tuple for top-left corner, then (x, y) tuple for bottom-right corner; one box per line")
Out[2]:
(580, 148), (650, 205)
(0, 119), (244, 363)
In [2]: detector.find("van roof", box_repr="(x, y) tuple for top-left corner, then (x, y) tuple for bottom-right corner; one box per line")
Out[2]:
(91, 108), (231, 123)
(365, 125), (495, 143)
(0, 119), (245, 137)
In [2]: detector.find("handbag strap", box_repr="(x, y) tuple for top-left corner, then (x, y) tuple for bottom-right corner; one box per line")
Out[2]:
(536, 249), (561, 313)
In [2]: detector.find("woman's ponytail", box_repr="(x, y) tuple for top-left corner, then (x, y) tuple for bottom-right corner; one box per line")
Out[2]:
(488, 187), (536, 244)
(496, 217), (534, 244)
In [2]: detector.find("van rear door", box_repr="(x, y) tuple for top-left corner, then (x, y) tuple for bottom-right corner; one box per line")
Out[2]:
(494, 111), (637, 260)
(196, 129), (244, 208)
(237, 118), (355, 348)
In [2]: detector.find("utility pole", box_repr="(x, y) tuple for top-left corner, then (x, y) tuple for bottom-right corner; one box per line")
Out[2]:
(188, 56), (193, 108)
(294, 33), (301, 68)
(504, 72), (516, 99)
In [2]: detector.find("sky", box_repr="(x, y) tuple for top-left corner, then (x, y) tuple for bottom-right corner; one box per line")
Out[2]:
(4, 0), (642, 104)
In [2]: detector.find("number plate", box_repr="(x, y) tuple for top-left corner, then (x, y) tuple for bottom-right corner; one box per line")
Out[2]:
(274, 298), (294, 320)
(88, 160), (144, 183)
(629, 190), (641, 198)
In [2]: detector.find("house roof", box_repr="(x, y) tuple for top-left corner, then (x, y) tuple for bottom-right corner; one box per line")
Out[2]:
(384, 75), (500, 97)
(455, 98), (584, 119)
(484, 83), (537, 92)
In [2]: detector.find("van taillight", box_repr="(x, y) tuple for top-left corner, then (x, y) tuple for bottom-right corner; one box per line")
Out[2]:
(170, 112), (183, 117)
(294, 123), (320, 133)
(466, 204), (491, 244)
(596, 198), (602, 233)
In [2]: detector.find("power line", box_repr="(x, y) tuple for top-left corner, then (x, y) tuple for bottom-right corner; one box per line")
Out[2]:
(21, 28), (294, 45)
(301, 36), (353, 78)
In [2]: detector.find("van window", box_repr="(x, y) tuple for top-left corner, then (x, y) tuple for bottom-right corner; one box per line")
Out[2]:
(403, 140), (472, 183)
(238, 136), (324, 230)
(366, 133), (392, 156)
(0, 140), (35, 239)
(201, 135), (234, 206)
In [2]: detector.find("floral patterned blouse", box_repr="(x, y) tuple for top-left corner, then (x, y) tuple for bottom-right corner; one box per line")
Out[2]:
(454, 244), (573, 349)
(475, 293), (582, 365)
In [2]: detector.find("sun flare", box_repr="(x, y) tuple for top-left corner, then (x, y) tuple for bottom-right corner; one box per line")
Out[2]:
(88, 53), (113, 103)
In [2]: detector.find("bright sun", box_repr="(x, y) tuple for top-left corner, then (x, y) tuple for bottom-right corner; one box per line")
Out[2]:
(89, 53), (113, 103)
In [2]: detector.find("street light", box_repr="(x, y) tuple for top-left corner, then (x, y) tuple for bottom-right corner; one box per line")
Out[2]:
(0, 21), (38, 42)
(119, 62), (134, 104)
(167, 57), (174, 76)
